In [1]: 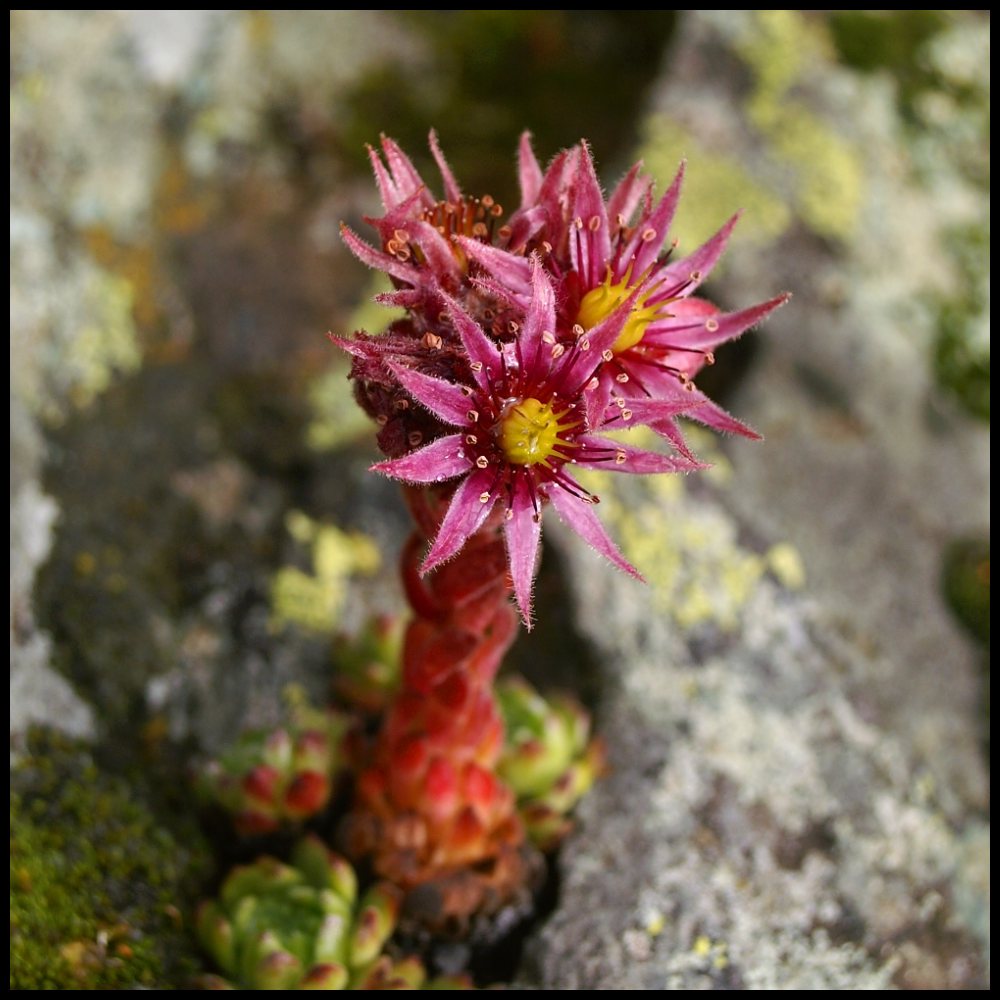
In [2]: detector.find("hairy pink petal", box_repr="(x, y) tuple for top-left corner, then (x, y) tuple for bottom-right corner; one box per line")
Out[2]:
(627, 161), (686, 278)
(442, 296), (503, 392)
(606, 160), (653, 228)
(372, 434), (471, 484)
(647, 293), (791, 353)
(387, 363), (474, 428)
(576, 434), (706, 474)
(407, 220), (463, 285)
(651, 213), (740, 302)
(421, 468), (497, 573)
(568, 141), (611, 288)
(504, 474), (542, 627)
(518, 131), (544, 208)
(340, 223), (421, 285)
(548, 484), (643, 581)
(457, 238), (533, 301)
(379, 135), (430, 207)
(517, 258), (558, 380)
(429, 129), (462, 204)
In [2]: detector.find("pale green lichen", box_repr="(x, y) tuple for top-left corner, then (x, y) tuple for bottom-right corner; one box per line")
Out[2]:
(641, 10), (864, 248)
(270, 512), (381, 634)
(584, 468), (765, 633)
(640, 117), (791, 253)
(63, 270), (143, 412)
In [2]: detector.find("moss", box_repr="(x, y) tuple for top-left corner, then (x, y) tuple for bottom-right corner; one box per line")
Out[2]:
(827, 10), (950, 118)
(941, 537), (990, 649)
(930, 223), (990, 421)
(10, 728), (210, 989)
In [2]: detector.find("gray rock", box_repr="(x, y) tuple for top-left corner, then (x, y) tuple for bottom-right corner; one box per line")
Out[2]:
(522, 11), (988, 990)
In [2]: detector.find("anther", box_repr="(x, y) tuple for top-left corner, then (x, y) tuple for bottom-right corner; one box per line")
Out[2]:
(615, 372), (629, 383)
(476, 456), (489, 469)
(579, 338), (590, 351)
(601, 349), (614, 362)
(572, 324), (585, 337)
(551, 344), (565, 359)
(376, 414), (389, 426)
(641, 227), (657, 242)
(705, 318), (719, 332)
(465, 434), (478, 444)
(705, 352), (715, 365)
(615, 450), (627, 465)
(588, 215), (602, 231)
(621, 409), (633, 420)
(470, 361), (483, 373)
(422, 332), (442, 350)
(690, 269), (702, 282)
(395, 399), (410, 410)
(467, 409), (479, 422)
(585, 377), (599, 391)
(394, 228), (410, 242)
(460, 386), (473, 397)
(542, 331), (556, 345)
(505, 508), (514, 520)
(479, 492), (491, 504)
(408, 431), (423, 447)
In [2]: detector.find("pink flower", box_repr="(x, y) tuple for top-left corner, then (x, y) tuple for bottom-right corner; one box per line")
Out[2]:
(344, 258), (703, 626)
(461, 137), (790, 457)
(337, 132), (787, 625)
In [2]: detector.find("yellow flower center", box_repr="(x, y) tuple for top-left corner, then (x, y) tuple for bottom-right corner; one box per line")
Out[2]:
(498, 398), (578, 467)
(577, 268), (668, 354)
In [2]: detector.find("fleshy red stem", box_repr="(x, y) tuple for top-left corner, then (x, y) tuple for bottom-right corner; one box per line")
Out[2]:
(344, 487), (533, 929)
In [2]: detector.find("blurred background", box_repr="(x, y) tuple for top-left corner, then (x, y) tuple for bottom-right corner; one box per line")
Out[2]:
(10, 10), (989, 990)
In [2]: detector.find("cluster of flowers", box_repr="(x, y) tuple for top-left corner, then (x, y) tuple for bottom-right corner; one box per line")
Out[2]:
(337, 132), (787, 625)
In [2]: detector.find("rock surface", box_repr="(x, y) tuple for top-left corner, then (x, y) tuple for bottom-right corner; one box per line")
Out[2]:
(521, 11), (988, 990)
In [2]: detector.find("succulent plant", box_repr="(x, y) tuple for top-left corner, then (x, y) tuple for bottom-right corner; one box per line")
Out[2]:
(198, 699), (356, 835)
(496, 676), (607, 850)
(331, 613), (405, 715)
(197, 835), (469, 989)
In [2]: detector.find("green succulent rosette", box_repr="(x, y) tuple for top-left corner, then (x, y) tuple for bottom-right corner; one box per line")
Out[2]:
(497, 676), (607, 850)
(197, 835), (468, 989)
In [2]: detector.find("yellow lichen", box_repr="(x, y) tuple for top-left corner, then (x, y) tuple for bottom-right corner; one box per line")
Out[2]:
(766, 542), (806, 590)
(640, 10), (864, 247)
(641, 117), (792, 252)
(271, 512), (380, 633)
(64, 272), (142, 413)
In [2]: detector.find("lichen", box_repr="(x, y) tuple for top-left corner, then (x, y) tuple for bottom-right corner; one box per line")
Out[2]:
(270, 511), (381, 634)
(10, 729), (210, 989)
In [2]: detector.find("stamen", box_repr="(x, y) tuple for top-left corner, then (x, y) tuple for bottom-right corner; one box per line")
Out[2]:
(476, 456), (489, 469)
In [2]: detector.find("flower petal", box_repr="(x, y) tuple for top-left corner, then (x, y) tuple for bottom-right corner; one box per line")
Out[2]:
(646, 293), (790, 354)
(379, 135), (431, 207)
(429, 129), (462, 204)
(548, 482), (643, 581)
(568, 141), (611, 289)
(650, 213), (740, 301)
(517, 258), (558, 380)
(372, 434), (471, 484)
(387, 363), (475, 428)
(576, 434), (706, 474)
(340, 223), (421, 286)
(422, 469), (498, 574)
(606, 160), (653, 229)
(517, 131), (543, 208)
(627, 161), (685, 278)
(456, 238), (533, 303)
(503, 474), (542, 627)
(441, 296), (502, 392)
